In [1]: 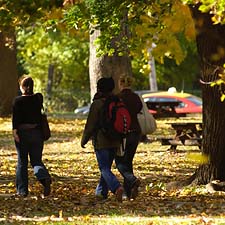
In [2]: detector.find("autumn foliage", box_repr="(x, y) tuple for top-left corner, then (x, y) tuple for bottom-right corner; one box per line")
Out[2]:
(0, 116), (225, 224)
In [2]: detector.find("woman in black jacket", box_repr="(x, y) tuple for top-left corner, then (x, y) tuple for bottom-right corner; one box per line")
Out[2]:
(12, 75), (51, 197)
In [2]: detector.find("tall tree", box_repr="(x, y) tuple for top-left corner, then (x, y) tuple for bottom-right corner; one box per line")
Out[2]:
(186, 4), (225, 185)
(0, 30), (18, 115)
(0, 0), (64, 115)
(63, 0), (196, 96)
(89, 12), (132, 99)
(63, 0), (133, 98)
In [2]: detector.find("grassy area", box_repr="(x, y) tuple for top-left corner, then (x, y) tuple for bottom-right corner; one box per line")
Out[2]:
(1, 116), (225, 225)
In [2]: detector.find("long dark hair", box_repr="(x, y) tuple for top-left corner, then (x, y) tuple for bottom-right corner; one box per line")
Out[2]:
(19, 75), (34, 95)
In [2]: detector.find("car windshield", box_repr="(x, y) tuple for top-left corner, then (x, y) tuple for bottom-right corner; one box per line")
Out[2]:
(186, 96), (202, 106)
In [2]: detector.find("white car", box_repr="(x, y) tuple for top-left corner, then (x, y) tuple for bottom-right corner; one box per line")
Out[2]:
(74, 104), (90, 115)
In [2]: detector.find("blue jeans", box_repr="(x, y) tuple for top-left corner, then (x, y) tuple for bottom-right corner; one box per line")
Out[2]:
(95, 148), (121, 199)
(115, 131), (141, 197)
(15, 128), (51, 195)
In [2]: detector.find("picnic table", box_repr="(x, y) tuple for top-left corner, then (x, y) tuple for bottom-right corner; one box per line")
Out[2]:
(145, 100), (185, 118)
(161, 121), (203, 150)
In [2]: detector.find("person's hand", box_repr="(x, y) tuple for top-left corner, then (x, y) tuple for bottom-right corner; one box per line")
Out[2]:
(81, 137), (88, 148)
(13, 129), (20, 143)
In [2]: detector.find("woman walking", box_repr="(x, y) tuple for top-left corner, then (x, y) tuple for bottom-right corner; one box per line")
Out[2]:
(116, 75), (142, 200)
(81, 77), (124, 202)
(12, 75), (51, 197)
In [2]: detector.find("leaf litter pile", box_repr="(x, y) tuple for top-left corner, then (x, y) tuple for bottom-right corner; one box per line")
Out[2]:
(1, 116), (225, 225)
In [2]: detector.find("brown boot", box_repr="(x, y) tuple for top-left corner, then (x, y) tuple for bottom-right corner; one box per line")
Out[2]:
(130, 179), (141, 200)
(115, 186), (124, 202)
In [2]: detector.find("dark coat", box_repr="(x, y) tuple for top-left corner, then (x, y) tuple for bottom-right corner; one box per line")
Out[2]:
(117, 88), (142, 133)
(81, 95), (121, 150)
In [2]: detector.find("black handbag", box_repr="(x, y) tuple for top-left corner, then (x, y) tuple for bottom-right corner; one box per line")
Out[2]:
(37, 94), (51, 141)
(41, 113), (51, 141)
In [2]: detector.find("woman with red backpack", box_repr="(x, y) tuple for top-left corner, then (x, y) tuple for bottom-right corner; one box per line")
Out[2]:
(81, 77), (124, 202)
(115, 75), (142, 200)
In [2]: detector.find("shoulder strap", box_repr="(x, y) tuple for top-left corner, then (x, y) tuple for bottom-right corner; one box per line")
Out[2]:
(36, 93), (45, 112)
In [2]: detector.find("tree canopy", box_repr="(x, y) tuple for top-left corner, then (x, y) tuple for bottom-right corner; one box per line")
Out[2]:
(63, 0), (196, 65)
(1, 0), (225, 65)
(0, 0), (63, 29)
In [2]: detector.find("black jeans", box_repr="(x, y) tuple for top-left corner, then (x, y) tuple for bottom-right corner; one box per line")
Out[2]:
(15, 128), (51, 195)
(115, 131), (141, 197)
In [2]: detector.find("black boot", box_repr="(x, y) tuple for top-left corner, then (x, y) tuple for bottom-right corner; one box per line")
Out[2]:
(40, 178), (51, 196)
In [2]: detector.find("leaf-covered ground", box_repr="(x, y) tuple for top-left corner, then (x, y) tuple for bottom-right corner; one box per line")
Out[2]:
(1, 116), (225, 225)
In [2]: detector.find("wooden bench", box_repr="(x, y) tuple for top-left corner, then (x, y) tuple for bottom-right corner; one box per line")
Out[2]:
(161, 137), (202, 150)
(161, 122), (203, 150)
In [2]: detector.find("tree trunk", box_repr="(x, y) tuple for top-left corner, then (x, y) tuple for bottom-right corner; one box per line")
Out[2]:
(189, 5), (225, 184)
(0, 31), (18, 116)
(89, 10), (132, 101)
(89, 30), (132, 100)
(148, 55), (158, 91)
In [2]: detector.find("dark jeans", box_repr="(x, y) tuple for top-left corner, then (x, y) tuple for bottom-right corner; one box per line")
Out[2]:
(15, 128), (51, 195)
(115, 131), (141, 197)
(95, 148), (121, 199)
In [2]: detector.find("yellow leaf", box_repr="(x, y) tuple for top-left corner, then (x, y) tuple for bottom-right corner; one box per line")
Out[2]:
(140, 15), (151, 23)
(59, 210), (63, 218)
(220, 94), (225, 102)
(135, 25), (146, 37)
(45, 7), (63, 20)
(186, 152), (209, 164)
(219, 73), (225, 81)
(210, 79), (224, 87)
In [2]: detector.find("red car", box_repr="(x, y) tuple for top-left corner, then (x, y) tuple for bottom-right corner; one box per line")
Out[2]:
(142, 91), (202, 117)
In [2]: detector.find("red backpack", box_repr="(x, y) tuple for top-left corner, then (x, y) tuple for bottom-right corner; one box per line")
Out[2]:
(100, 95), (131, 139)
